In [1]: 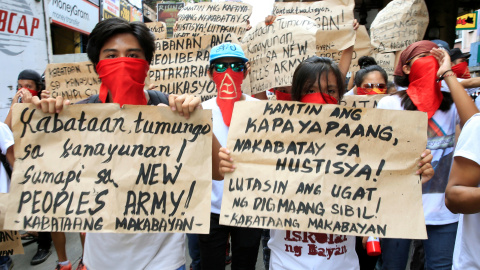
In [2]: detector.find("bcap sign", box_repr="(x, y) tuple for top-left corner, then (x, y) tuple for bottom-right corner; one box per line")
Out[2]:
(456, 12), (477, 30)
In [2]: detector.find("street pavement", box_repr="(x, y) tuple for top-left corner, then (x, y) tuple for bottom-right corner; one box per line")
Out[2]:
(12, 233), (264, 270)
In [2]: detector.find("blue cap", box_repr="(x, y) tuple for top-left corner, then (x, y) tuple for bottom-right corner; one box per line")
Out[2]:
(209, 42), (248, 64)
(431, 39), (451, 53)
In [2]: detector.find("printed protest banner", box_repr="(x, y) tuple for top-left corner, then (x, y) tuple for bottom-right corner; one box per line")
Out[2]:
(272, 0), (355, 57)
(174, 2), (252, 38)
(146, 22), (167, 40)
(5, 104), (212, 233)
(157, 2), (185, 38)
(340, 95), (387, 109)
(370, 0), (429, 53)
(220, 101), (428, 239)
(45, 61), (101, 103)
(373, 52), (396, 81)
(150, 33), (250, 102)
(0, 194), (23, 255)
(242, 16), (318, 94)
(348, 26), (374, 72)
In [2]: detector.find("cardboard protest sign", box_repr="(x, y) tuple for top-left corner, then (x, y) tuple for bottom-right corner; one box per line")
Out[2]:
(150, 34), (250, 101)
(45, 62), (100, 103)
(0, 230), (23, 256)
(370, 0), (429, 53)
(145, 22), (167, 40)
(242, 16), (318, 94)
(373, 53), (396, 81)
(348, 26), (374, 72)
(0, 194), (24, 255)
(340, 95), (387, 109)
(272, 0), (355, 56)
(220, 101), (428, 239)
(5, 104), (212, 233)
(174, 2), (252, 38)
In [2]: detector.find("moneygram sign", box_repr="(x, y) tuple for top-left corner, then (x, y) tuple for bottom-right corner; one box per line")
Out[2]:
(49, 0), (99, 35)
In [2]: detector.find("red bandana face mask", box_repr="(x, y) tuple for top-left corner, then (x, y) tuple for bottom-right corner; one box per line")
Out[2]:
(275, 90), (292, 101)
(19, 87), (39, 98)
(407, 55), (443, 119)
(300, 92), (338, 105)
(451, 62), (471, 79)
(96, 57), (149, 106)
(214, 69), (244, 126)
(357, 87), (386, 95)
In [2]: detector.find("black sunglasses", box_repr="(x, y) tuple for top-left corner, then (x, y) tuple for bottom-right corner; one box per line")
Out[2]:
(362, 83), (386, 89)
(212, 62), (245, 73)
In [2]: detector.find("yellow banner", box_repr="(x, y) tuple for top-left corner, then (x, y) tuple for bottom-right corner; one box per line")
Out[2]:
(456, 12), (477, 30)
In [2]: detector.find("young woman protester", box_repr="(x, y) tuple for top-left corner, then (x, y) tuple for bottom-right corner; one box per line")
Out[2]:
(376, 40), (479, 270)
(218, 56), (434, 269)
(352, 64), (389, 96)
(345, 56), (379, 94)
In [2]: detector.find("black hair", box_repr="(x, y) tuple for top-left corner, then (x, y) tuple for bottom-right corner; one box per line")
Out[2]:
(87, 17), (154, 68)
(393, 74), (410, 88)
(358, 56), (377, 69)
(396, 90), (453, 112)
(17, 69), (43, 97)
(291, 56), (345, 103)
(354, 65), (388, 87)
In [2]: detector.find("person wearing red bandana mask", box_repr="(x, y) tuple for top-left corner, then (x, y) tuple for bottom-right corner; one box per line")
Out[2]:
(450, 48), (471, 79)
(377, 41), (479, 270)
(5, 69), (45, 129)
(217, 56), (434, 270)
(31, 18), (225, 270)
(199, 42), (262, 270)
(353, 65), (388, 96)
(4, 70), (55, 267)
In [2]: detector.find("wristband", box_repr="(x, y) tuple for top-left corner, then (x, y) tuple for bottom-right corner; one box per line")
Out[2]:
(437, 70), (455, 83)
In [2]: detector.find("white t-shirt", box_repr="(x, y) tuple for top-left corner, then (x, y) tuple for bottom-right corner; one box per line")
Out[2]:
(377, 95), (459, 225)
(0, 122), (13, 193)
(441, 78), (480, 96)
(202, 94), (257, 214)
(268, 230), (358, 270)
(452, 113), (480, 270)
(84, 232), (185, 270)
(344, 89), (354, 96)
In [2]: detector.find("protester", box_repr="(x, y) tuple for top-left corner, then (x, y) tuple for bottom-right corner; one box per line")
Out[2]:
(4, 69), (44, 129)
(430, 41), (480, 96)
(445, 113), (480, 269)
(218, 56), (433, 269)
(352, 65), (388, 95)
(450, 48), (471, 79)
(2, 69), (54, 267)
(377, 41), (479, 270)
(198, 42), (262, 270)
(346, 56), (378, 91)
(31, 17), (223, 270)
